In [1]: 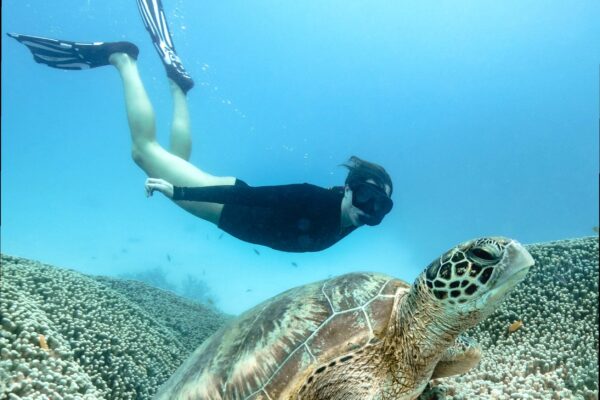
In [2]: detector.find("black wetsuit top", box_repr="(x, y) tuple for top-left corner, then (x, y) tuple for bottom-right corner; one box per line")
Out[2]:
(172, 180), (357, 252)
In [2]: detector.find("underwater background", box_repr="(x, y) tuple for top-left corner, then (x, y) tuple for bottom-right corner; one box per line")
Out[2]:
(2, 0), (599, 315)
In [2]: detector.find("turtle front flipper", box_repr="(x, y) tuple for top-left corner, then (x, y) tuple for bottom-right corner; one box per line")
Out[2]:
(416, 337), (481, 400)
(431, 335), (482, 379)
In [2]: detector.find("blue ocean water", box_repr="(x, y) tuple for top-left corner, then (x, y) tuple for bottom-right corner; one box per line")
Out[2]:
(2, 0), (598, 314)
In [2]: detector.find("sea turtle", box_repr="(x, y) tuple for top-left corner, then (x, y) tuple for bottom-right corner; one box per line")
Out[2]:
(155, 237), (534, 400)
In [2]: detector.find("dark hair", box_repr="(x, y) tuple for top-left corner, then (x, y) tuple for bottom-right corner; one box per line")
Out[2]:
(342, 156), (393, 196)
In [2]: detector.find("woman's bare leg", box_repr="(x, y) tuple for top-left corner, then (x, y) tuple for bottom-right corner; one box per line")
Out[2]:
(109, 52), (235, 224)
(168, 80), (192, 161)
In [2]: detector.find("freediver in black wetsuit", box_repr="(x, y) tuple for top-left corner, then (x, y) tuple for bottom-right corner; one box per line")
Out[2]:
(9, 0), (394, 252)
(146, 156), (393, 252)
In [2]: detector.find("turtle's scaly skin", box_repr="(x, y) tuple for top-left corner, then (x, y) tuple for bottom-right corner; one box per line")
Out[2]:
(155, 273), (409, 399)
(155, 238), (534, 400)
(431, 336), (481, 379)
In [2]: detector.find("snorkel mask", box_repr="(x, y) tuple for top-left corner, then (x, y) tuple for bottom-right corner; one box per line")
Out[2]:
(350, 182), (393, 226)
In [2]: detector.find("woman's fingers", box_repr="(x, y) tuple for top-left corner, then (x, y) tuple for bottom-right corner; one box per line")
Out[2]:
(145, 183), (155, 197)
(145, 178), (173, 198)
(145, 179), (161, 197)
(146, 177), (162, 185)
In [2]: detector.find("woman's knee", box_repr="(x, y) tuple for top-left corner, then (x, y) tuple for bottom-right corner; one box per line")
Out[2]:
(131, 146), (145, 167)
(131, 143), (157, 171)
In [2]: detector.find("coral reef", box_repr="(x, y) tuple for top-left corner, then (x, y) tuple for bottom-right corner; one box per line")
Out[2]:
(441, 237), (599, 399)
(0, 237), (597, 399)
(92, 275), (229, 351)
(0, 255), (228, 399)
(118, 267), (216, 307)
(118, 266), (178, 293)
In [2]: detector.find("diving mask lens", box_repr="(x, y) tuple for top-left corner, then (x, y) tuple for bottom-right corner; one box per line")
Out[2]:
(351, 183), (393, 225)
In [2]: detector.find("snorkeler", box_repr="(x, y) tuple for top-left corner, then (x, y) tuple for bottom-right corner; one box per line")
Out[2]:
(8, 0), (393, 253)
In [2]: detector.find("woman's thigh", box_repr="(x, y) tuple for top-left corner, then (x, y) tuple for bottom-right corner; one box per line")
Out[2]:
(137, 142), (237, 224)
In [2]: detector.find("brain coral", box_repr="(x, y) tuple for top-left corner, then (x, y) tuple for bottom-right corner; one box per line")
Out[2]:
(0, 254), (228, 399)
(91, 275), (229, 351)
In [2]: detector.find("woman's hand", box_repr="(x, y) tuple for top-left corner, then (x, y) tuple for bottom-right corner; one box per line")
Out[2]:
(145, 178), (174, 199)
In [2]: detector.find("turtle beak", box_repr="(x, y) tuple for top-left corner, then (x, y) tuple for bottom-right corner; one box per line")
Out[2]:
(487, 241), (534, 304)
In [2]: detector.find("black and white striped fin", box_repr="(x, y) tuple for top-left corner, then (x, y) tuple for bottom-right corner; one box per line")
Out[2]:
(136, 0), (194, 93)
(8, 33), (139, 70)
(8, 33), (93, 70)
(136, 0), (174, 51)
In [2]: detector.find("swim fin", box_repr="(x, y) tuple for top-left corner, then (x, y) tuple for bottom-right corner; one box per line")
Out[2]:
(7, 33), (139, 70)
(136, 0), (194, 93)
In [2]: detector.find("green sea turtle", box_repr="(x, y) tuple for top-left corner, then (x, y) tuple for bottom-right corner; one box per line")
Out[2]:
(155, 237), (534, 400)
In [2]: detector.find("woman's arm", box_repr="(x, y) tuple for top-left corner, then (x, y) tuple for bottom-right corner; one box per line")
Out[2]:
(145, 178), (329, 208)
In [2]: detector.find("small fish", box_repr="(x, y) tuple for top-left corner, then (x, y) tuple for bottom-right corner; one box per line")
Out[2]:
(291, 262), (298, 268)
(166, 254), (172, 262)
(593, 226), (599, 234)
(246, 289), (252, 292)
(508, 320), (523, 333)
(253, 248), (260, 255)
(218, 233), (224, 240)
(39, 334), (49, 351)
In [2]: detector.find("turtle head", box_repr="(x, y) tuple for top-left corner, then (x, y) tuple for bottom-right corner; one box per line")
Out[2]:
(418, 237), (534, 322)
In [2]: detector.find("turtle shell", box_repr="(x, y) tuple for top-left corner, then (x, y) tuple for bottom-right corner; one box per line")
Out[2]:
(154, 272), (410, 400)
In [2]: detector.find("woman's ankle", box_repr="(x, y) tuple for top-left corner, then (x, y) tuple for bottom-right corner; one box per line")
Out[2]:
(109, 52), (135, 68)
(168, 78), (187, 97)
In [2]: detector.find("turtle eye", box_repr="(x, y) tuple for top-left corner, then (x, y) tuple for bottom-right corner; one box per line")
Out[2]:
(468, 245), (500, 265)
(472, 248), (494, 260)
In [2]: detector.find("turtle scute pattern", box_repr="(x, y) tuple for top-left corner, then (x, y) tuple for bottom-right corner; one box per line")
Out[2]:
(153, 273), (410, 400)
